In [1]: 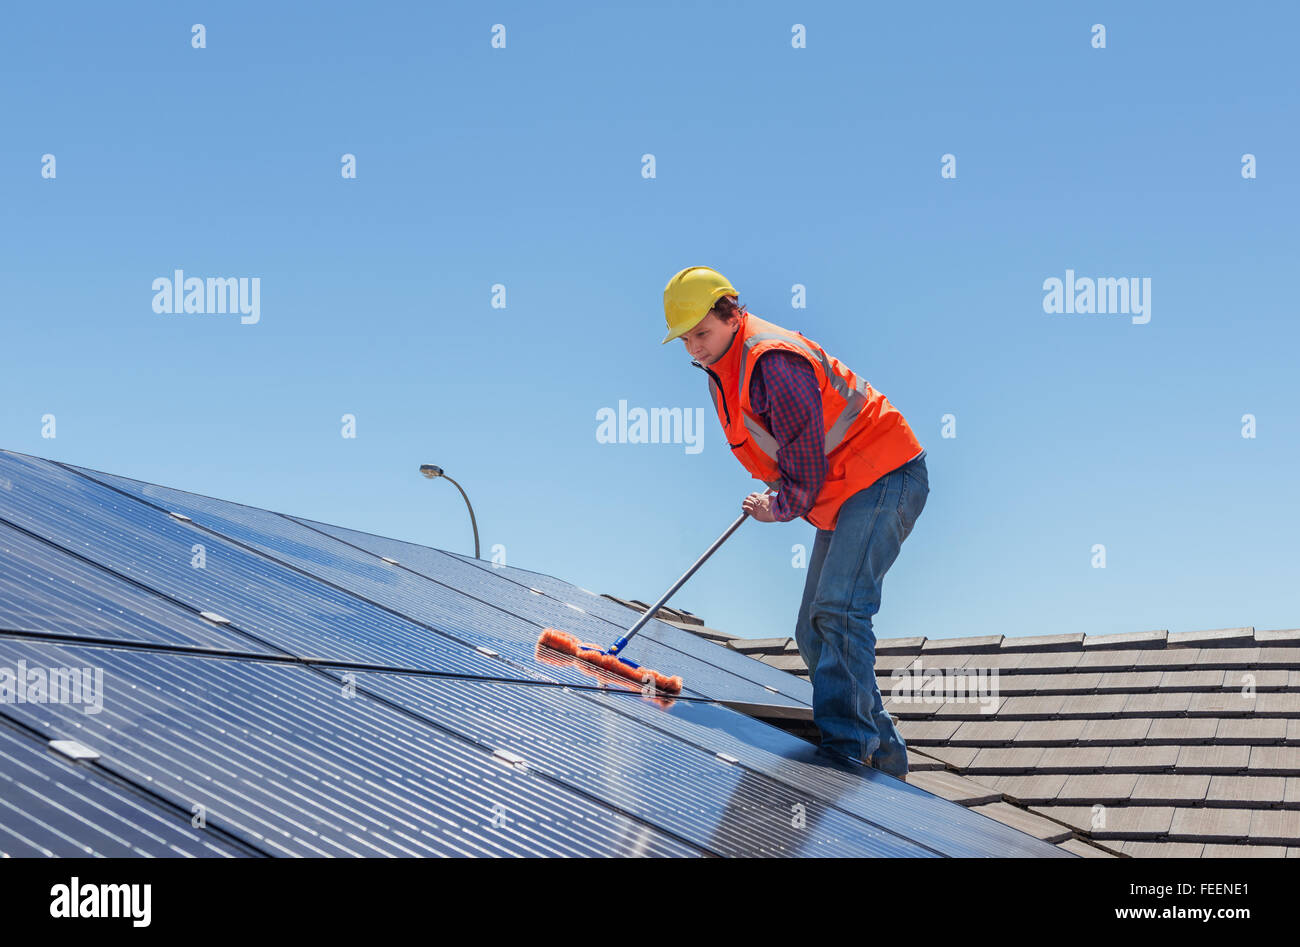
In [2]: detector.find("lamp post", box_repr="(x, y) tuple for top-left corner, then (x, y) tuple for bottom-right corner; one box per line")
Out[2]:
(418, 464), (480, 559)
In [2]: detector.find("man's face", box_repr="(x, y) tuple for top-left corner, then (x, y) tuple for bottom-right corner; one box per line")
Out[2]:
(682, 312), (738, 365)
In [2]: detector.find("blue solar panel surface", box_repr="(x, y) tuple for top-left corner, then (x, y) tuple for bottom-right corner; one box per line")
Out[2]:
(66, 458), (809, 706)
(0, 719), (249, 857)
(290, 514), (815, 706)
(0, 448), (1076, 857)
(0, 637), (702, 857)
(0, 519), (280, 655)
(0, 451), (535, 680)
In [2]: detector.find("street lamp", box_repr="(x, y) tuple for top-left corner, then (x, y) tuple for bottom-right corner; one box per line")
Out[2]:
(418, 464), (480, 559)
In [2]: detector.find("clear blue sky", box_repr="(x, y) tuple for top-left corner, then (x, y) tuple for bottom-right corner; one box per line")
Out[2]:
(2, 2), (1296, 647)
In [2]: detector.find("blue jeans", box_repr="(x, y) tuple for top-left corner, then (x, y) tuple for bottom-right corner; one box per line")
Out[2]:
(795, 449), (929, 778)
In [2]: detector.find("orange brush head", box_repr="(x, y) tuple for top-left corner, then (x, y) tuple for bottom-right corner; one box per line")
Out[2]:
(537, 626), (586, 656)
(535, 627), (683, 696)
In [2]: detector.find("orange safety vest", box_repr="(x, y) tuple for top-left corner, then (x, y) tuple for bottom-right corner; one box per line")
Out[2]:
(694, 311), (923, 531)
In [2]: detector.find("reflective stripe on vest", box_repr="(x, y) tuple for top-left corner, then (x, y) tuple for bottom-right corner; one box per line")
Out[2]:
(738, 334), (871, 460)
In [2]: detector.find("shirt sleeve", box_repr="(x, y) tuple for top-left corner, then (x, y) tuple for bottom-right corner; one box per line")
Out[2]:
(748, 350), (827, 523)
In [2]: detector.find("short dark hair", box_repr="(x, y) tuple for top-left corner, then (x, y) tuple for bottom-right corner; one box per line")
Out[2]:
(710, 294), (748, 324)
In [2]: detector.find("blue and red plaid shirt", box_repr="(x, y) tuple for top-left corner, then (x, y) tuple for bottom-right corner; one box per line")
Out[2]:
(748, 350), (828, 523)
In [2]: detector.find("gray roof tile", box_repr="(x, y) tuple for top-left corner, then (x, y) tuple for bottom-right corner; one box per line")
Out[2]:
(1105, 745), (1181, 770)
(876, 636), (926, 655)
(755, 654), (809, 673)
(1078, 717), (1152, 744)
(920, 635), (1004, 653)
(1255, 692), (1300, 715)
(1121, 691), (1193, 715)
(968, 746), (1047, 773)
(1247, 746), (1300, 775)
(1076, 649), (1146, 670)
(982, 773), (1070, 804)
(1146, 717), (1217, 743)
(1206, 775), (1286, 806)
(1131, 773), (1211, 805)
(970, 801), (1074, 842)
(998, 695), (1068, 718)
(1058, 693), (1130, 716)
(1187, 691), (1256, 716)
(999, 633), (1086, 652)
(670, 622), (737, 643)
(1095, 671), (1165, 691)
(904, 769), (1002, 806)
(1133, 648), (1205, 669)
(1236, 668), (1290, 688)
(875, 655), (923, 674)
(947, 719), (1025, 745)
(1248, 809), (1300, 845)
(1158, 669), (1228, 688)
(1036, 746), (1117, 771)
(1119, 839), (1205, 857)
(731, 636), (793, 654)
(1082, 629), (1167, 649)
(1190, 646), (1262, 666)
(1055, 773), (1140, 803)
(896, 697), (1004, 718)
(1175, 745), (1251, 772)
(895, 719), (963, 742)
(1032, 804), (1175, 838)
(904, 750), (948, 771)
(941, 652), (1030, 670)
(1255, 647), (1300, 667)
(1011, 672), (1104, 693)
(1284, 778), (1300, 805)
(1057, 838), (1119, 857)
(1016, 651), (1085, 671)
(1215, 717), (1287, 743)
(1166, 626), (1255, 647)
(883, 695), (939, 718)
(1015, 719), (1090, 744)
(1202, 842), (1289, 857)
(1168, 807), (1253, 841)
(919, 746), (981, 768)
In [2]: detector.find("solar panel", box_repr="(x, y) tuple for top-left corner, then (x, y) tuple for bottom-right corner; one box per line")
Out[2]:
(348, 671), (1071, 858)
(581, 684), (1074, 857)
(0, 519), (279, 655)
(0, 449), (1076, 857)
(0, 637), (701, 857)
(0, 451), (535, 681)
(292, 515), (817, 705)
(0, 718), (249, 857)
(348, 672), (934, 856)
(58, 457), (804, 706)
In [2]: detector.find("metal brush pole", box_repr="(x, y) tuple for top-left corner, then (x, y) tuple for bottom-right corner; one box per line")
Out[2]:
(607, 487), (774, 657)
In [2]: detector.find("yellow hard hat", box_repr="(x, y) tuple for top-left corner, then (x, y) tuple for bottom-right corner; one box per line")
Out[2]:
(662, 266), (739, 344)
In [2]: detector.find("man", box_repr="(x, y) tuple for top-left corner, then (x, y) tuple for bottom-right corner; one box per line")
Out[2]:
(662, 265), (929, 778)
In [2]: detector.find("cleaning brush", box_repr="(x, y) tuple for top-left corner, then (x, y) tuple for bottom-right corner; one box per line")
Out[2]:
(535, 488), (772, 696)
